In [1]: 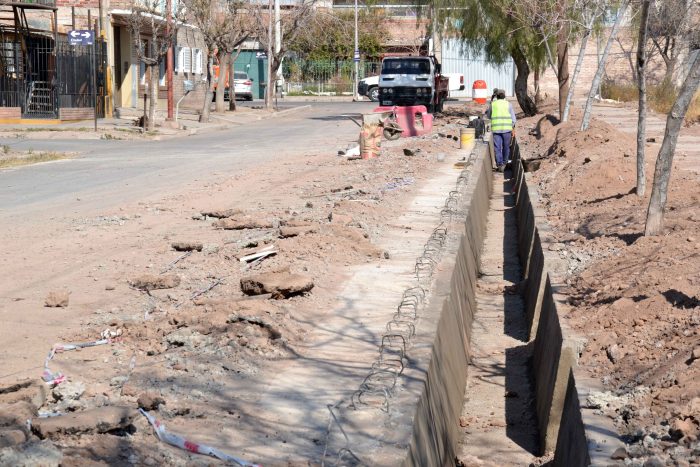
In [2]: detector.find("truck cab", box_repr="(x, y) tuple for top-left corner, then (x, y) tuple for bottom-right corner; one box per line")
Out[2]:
(378, 56), (448, 113)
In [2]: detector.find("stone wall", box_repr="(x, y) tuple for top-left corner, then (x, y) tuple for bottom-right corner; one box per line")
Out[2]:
(532, 26), (671, 102)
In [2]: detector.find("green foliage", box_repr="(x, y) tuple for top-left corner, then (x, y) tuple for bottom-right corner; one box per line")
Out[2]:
(437, 0), (547, 71)
(289, 10), (387, 61)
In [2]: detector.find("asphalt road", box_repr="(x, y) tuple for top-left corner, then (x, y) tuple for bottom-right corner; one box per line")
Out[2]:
(0, 101), (374, 220)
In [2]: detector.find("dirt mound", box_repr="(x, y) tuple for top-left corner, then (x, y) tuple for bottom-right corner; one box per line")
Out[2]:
(520, 109), (700, 462)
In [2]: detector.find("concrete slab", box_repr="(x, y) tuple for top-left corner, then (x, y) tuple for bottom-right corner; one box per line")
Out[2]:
(220, 144), (478, 462)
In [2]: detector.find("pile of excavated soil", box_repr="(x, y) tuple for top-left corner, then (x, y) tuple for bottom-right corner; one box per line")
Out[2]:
(519, 105), (700, 465)
(0, 119), (466, 464)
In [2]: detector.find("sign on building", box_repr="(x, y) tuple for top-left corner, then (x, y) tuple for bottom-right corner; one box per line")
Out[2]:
(68, 30), (94, 46)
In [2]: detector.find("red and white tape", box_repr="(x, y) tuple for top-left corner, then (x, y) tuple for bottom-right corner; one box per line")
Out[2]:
(140, 409), (262, 467)
(42, 338), (114, 386)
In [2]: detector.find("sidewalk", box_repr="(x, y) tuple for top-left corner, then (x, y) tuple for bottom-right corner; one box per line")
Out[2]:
(591, 102), (700, 175)
(0, 105), (310, 141)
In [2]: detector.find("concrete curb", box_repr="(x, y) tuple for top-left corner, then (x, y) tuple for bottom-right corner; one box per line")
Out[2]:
(271, 104), (312, 116)
(511, 143), (625, 465)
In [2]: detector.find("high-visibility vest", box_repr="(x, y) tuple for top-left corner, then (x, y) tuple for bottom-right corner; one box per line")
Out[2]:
(490, 99), (513, 132)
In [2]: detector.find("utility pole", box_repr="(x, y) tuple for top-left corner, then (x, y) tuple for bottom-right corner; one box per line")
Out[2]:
(166, 0), (174, 120)
(274, 0), (281, 97)
(353, 0), (359, 101)
(266, 0), (273, 109)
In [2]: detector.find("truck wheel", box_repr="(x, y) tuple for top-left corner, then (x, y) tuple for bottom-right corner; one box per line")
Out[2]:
(436, 99), (444, 113)
(368, 87), (379, 102)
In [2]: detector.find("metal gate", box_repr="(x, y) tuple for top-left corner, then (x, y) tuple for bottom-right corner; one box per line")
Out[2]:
(0, 32), (106, 119)
(55, 38), (107, 118)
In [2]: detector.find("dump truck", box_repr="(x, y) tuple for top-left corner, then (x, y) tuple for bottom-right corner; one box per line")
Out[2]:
(377, 56), (449, 113)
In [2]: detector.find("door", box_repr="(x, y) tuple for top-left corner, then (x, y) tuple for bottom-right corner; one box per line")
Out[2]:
(113, 26), (122, 107)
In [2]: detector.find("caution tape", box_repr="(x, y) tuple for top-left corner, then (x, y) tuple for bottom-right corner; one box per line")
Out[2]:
(140, 409), (262, 467)
(42, 338), (114, 386)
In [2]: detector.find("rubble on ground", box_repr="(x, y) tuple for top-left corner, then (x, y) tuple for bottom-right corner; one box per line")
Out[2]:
(0, 113), (467, 464)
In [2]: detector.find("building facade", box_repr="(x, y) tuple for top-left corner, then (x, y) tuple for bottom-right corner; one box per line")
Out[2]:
(0, 0), (209, 122)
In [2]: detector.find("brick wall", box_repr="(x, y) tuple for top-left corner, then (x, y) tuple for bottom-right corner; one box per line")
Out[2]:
(531, 26), (671, 102)
(0, 107), (21, 119)
(171, 26), (209, 110)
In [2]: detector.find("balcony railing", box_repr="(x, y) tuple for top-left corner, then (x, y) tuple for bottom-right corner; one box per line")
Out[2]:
(0, 0), (56, 8)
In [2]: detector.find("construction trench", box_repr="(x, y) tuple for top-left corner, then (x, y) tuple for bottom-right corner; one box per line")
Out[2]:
(0, 126), (626, 466)
(322, 138), (619, 466)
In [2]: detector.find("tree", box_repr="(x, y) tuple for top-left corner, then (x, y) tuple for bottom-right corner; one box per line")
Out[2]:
(485, 0), (568, 117)
(183, 0), (225, 122)
(252, 0), (321, 109)
(228, 44), (246, 112)
(288, 10), (387, 61)
(556, 0), (570, 120)
(438, 0), (547, 116)
(214, 0), (254, 114)
(580, 0), (630, 130)
(183, 0), (255, 121)
(647, 0), (695, 85)
(644, 49), (700, 236)
(128, 0), (183, 131)
(561, 0), (607, 122)
(635, 0), (651, 197)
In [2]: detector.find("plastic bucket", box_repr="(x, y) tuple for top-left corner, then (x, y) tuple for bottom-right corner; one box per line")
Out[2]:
(460, 127), (475, 149)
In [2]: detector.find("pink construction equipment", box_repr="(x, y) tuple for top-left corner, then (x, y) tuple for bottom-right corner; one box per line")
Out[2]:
(373, 105), (434, 138)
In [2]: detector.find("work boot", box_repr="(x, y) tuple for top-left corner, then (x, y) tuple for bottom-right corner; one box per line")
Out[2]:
(497, 164), (505, 173)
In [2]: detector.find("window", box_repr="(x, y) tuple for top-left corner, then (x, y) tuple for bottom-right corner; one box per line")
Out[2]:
(1, 43), (15, 74)
(381, 58), (431, 75)
(159, 60), (166, 86)
(140, 60), (146, 85)
(175, 46), (183, 72)
(193, 48), (202, 74)
(175, 46), (192, 73)
(184, 47), (192, 73)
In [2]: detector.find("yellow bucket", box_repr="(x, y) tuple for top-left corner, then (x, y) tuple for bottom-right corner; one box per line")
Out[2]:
(460, 127), (475, 149)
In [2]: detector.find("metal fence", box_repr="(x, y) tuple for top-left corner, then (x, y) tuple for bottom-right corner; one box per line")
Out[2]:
(0, 33), (106, 118)
(441, 39), (515, 97)
(282, 59), (381, 95)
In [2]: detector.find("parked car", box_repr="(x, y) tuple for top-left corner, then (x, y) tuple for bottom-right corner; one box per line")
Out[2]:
(212, 66), (254, 101)
(232, 72), (254, 101)
(358, 75), (381, 101)
(359, 71), (464, 102)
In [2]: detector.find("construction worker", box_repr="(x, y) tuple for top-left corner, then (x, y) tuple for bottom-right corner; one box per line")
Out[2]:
(486, 90), (516, 172)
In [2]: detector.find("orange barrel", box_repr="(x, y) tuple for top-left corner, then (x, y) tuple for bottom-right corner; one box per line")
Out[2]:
(472, 80), (488, 104)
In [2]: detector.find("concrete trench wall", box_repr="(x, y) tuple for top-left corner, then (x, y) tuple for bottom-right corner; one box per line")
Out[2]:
(510, 142), (589, 462)
(511, 143), (624, 465)
(401, 143), (493, 466)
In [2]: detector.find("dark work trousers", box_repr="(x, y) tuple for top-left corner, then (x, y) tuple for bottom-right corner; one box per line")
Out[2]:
(493, 131), (512, 166)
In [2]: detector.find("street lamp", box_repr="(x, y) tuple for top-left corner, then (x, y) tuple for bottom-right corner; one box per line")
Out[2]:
(353, 0), (359, 101)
